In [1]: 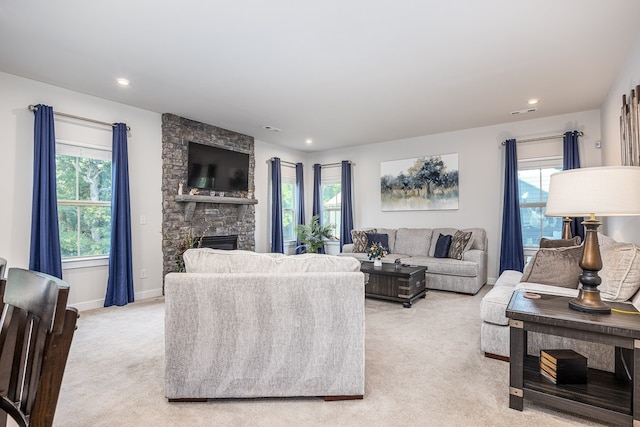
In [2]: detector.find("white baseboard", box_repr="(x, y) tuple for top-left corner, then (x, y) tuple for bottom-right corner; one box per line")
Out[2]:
(72, 288), (164, 312)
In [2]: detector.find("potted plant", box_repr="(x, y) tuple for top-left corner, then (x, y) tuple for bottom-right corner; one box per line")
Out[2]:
(295, 214), (336, 253)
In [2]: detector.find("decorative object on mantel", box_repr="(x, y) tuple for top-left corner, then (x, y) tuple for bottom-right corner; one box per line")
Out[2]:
(295, 214), (336, 253)
(178, 182), (183, 195)
(620, 84), (640, 165)
(380, 153), (459, 211)
(367, 242), (388, 267)
(189, 188), (199, 195)
(545, 166), (640, 313)
(394, 258), (402, 269)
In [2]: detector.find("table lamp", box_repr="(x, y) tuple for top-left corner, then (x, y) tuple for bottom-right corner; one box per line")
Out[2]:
(545, 166), (640, 314)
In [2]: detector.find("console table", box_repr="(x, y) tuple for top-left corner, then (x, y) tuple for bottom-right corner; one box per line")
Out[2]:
(506, 290), (640, 426)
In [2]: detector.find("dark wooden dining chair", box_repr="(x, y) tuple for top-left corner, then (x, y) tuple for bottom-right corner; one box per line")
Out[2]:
(0, 268), (78, 427)
(0, 258), (6, 279)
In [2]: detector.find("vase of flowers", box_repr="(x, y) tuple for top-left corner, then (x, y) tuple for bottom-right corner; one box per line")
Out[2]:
(367, 242), (388, 267)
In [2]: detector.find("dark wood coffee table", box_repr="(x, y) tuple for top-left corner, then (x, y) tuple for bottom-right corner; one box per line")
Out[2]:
(360, 262), (427, 308)
(506, 290), (640, 426)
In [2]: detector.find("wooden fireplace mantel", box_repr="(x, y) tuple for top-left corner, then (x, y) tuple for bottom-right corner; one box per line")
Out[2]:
(174, 195), (258, 221)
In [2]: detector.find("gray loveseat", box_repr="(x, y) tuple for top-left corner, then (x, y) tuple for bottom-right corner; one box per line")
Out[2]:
(340, 227), (488, 295)
(164, 249), (365, 401)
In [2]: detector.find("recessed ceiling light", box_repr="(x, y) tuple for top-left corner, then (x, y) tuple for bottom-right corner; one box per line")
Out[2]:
(116, 78), (130, 86)
(263, 125), (282, 132)
(305, 139), (313, 145)
(528, 98), (539, 105)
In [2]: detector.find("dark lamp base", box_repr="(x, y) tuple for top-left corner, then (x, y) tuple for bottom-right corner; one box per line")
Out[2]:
(568, 290), (611, 314)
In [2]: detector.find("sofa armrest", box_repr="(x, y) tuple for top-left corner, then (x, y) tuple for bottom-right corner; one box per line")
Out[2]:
(342, 243), (355, 253)
(463, 249), (488, 284)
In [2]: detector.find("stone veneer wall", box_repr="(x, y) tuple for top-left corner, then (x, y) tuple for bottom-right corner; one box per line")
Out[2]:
(162, 113), (255, 276)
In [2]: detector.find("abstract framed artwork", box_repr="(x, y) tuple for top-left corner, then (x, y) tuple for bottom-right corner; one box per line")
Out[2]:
(380, 153), (459, 211)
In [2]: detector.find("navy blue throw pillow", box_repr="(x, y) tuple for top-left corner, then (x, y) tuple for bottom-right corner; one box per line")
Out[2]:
(434, 234), (453, 258)
(365, 233), (390, 253)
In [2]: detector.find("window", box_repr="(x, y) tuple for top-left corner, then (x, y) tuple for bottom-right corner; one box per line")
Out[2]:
(56, 142), (112, 259)
(518, 158), (563, 248)
(281, 174), (297, 242)
(321, 177), (341, 239)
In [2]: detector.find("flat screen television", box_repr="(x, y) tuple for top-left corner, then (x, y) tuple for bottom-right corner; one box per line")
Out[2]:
(187, 142), (249, 192)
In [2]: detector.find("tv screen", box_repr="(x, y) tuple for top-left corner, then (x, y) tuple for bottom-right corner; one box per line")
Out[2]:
(187, 142), (249, 192)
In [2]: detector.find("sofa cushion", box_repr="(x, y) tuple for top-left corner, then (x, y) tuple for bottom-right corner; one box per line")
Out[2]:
(272, 253), (362, 273)
(434, 234), (452, 258)
(366, 232), (390, 253)
(183, 248), (361, 273)
(599, 243), (640, 302)
(520, 246), (583, 289)
(376, 228), (397, 253)
(448, 230), (472, 260)
(540, 236), (582, 248)
(405, 256), (477, 277)
(394, 228), (433, 256)
(351, 228), (376, 252)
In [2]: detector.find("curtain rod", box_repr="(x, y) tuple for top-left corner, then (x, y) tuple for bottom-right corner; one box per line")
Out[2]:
(501, 131), (583, 146)
(321, 161), (356, 168)
(266, 158), (298, 167)
(28, 105), (131, 131)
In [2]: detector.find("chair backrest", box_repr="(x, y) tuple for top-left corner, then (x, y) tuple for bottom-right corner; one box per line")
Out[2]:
(0, 258), (6, 279)
(0, 268), (78, 427)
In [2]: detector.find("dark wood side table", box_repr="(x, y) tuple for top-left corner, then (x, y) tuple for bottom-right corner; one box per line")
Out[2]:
(506, 290), (640, 426)
(359, 262), (427, 308)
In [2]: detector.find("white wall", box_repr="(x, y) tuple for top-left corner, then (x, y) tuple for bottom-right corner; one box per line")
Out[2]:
(600, 32), (640, 244)
(309, 110), (601, 283)
(0, 72), (163, 310)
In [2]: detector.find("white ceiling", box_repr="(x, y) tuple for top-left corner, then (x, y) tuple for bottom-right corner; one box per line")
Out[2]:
(2, 1), (639, 152)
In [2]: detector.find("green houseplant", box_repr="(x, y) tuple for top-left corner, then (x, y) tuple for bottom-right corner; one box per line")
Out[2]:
(295, 214), (336, 253)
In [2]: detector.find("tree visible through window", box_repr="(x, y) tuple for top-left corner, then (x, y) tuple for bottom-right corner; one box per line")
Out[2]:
(56, 142), (112, 258)
(518, 158), (562, 248)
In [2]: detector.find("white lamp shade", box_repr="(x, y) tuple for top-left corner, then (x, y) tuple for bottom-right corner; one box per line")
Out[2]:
(545, 166), (640, 217)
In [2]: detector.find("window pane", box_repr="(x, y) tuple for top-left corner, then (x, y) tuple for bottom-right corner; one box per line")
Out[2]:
(58, 205), (79, 257)
(79, 206), (111, 256)
(282, 183), (294, 209)
(283, 210), (295, 241)
(56, 155), (78, 200)
(77, 158), (112, 201)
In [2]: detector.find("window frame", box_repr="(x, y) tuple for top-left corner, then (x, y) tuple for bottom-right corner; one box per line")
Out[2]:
(56, 140), (112, 266)
(517, 156), (563, 255)
(281, 174), (297, 243)
(320, 176), (342, 239)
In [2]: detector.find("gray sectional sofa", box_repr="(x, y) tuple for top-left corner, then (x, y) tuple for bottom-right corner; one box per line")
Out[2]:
(340, 227), (488, 294)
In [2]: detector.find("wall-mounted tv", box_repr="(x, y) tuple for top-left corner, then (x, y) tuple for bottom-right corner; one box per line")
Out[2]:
(187, 142), (249, 192)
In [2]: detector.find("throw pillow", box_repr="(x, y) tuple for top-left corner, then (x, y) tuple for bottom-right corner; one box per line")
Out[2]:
(599, 243), (640, 302)
(519, 246), (583, 288)
(448, 230), (472, 260)
(539, 236), (582, 248)
(434, 234), (452, 258)
(366, 232), (390, 253)
(351, 228), (376, 252)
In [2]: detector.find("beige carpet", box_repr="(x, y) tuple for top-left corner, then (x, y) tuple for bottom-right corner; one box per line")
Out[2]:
(52, 286), (608, 426)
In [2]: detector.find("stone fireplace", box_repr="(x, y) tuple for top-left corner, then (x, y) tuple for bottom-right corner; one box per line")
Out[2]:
(161, 114), (256, 276)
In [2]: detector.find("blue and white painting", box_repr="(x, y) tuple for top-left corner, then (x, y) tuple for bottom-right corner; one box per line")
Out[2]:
(380, 153), (459, 211)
